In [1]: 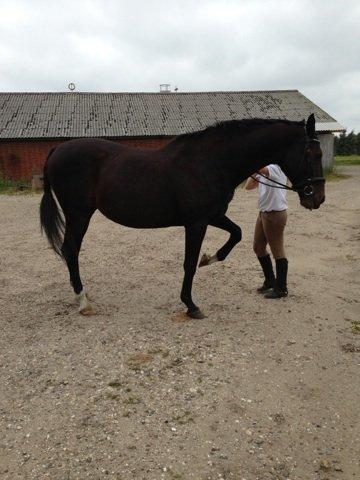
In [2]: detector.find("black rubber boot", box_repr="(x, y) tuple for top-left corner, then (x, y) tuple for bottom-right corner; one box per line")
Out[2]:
(257, 254), (276, 293)
(265, 258), (288, 299)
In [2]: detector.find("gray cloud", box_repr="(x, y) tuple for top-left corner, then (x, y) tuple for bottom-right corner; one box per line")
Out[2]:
(0, 0), (359, 131)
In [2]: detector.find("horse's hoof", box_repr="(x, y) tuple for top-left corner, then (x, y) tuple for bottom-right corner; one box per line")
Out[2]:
(79, 305), (94, 316)
(187, 308), (206, 319)
(199, 253), (210, 267)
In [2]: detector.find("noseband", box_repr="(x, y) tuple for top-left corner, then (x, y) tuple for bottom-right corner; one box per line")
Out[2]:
(251, 139), (325, 196)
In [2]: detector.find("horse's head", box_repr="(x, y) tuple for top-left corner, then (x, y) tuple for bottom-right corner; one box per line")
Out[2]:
(281, 114), (325, 210)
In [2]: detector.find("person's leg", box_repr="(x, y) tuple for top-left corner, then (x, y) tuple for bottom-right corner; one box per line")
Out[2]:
(253, 213), (275, 292)
(261, 211), (288, 298)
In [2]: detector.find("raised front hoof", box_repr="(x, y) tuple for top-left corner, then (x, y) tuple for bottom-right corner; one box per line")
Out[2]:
(79, 305), (95, 316)
(187, 308), (206, 320)
(198, 253), (210, 267)
(199, 253), (217, 268)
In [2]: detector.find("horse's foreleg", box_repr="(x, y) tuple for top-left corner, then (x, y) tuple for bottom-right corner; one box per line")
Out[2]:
(199, 215), (242, 267)
(61, 211), (94, 315)
(181, 222), (207, 319)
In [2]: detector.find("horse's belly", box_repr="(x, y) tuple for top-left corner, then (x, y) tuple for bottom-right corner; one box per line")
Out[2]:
(102, 211), (180, 228)
(97, 196), (180, 228)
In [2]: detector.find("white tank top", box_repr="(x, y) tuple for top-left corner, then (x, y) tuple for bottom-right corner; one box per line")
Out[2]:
(256, 164), (288, 212)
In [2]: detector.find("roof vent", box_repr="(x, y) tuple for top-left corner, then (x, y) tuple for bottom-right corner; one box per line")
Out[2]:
(160, 84), (171, 93)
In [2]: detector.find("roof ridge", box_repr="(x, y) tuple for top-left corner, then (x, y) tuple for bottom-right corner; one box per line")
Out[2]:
(0, 89), (300, 95)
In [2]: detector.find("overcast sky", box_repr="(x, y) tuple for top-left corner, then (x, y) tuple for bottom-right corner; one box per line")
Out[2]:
(1, 0), (359, 131)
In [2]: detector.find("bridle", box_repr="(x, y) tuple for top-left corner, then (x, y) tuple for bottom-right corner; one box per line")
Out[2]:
(250, 138), (325, 197)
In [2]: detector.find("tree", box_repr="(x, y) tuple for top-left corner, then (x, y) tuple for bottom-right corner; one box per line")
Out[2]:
(334, 131), (360, 155)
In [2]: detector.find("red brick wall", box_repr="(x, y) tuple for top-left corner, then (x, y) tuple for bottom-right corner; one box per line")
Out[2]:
(0, 137), (172, 181)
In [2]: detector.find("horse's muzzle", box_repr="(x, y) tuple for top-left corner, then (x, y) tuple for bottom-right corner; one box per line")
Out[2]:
(312, 195), (325, 209)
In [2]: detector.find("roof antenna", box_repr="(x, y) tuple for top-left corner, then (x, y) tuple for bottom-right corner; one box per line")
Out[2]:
(160, 84), (171, 93)
(68, 83), (76, 92)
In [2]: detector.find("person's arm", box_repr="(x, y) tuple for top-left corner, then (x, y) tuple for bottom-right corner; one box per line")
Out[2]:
(245, 166), (270, 190)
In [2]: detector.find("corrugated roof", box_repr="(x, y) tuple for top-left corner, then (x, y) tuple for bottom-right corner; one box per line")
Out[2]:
(0, 90), (344, 139)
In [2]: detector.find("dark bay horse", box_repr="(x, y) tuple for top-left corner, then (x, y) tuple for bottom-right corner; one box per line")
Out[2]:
(40, 114), (325, 318)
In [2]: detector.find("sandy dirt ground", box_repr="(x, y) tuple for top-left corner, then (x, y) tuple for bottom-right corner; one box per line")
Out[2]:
(0, 166), (359, 480)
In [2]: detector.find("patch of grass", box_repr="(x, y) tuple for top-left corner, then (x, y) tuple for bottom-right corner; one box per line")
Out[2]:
(351, 320), (360, 335)
(345, 318), (360, 335)
(0, 176), (31, 194)
(334, 155), (360, 165)
(324, 163), (352, 181)
(126, 353), (154, 367)
(123, 395), (141, 405)
(166, 468), (185, 480)
(147, 347), (170, 358)
(147, 347), (163, 355)
(170, 473), (184, 480)
(108, 380), (123, 388)
(325, 169), (351, 182)
(105, 392), (120, 401)
(171, 410), (195, 425)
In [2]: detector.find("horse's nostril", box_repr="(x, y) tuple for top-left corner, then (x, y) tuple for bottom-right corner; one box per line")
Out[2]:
(321, 195), (325, 204)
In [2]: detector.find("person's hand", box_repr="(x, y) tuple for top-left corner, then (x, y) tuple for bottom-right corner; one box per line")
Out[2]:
(258, 166), (269, 176)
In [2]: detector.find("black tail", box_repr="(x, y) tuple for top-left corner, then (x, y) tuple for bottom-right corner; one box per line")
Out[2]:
(40, 149), (65, 257)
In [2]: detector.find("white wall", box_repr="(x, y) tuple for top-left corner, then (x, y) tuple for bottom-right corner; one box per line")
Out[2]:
(318, 133), (334, 171)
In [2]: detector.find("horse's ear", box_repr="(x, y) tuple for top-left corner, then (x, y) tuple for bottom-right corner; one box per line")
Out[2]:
(306, 113), (316, 138)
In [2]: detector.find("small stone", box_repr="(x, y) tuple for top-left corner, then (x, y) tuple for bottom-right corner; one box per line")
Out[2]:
(219, 453), (228, 459)
(254, 438), (264, 445)
(342, 343), (360, 353)
(319, 458), (332, 471)
(272, 413), (286, 424)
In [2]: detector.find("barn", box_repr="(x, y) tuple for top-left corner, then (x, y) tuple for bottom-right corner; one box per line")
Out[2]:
(0, 90), (344, 182)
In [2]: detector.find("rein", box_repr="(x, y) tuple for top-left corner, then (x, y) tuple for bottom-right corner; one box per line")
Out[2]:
(250, 138), (324, 197)
(250, 172), (293, 191)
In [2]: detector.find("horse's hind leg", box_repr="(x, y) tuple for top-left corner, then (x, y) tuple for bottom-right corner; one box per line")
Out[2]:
(61, 210), (94, 314)
(199, 215), (242, 267)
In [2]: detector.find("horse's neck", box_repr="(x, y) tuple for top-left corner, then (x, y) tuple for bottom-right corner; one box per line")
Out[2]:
(205, 134), (281, 187)
(208, 127), (303, 187)
(169, 124), (303, 189)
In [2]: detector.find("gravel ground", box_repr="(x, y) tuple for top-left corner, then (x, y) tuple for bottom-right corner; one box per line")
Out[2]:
(0, 166), (359, 480)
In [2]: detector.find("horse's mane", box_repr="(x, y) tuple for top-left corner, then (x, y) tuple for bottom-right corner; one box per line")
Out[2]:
(170, 118), (305, 145)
